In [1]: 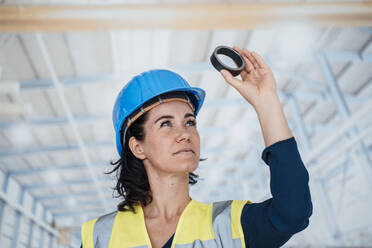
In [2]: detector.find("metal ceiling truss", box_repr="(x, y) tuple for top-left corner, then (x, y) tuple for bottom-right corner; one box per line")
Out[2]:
(8, 161), (106, 177)
(0, 31), (372, 246)
(37, 191), (103, 202)
(35, 33), (111, 214)
(0, 140), (113, 157)
(0, 170), (66, 248)
(23, 177), (112, 191)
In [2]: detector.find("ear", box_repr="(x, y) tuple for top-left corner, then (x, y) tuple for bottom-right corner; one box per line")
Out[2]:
(128, 136), (146, 160)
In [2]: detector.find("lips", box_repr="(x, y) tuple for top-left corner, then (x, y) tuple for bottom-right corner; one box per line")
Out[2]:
(174, 148), (194, 154)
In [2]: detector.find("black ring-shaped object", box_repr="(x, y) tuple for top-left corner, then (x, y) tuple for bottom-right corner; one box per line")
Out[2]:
(210, 45), (246, 77)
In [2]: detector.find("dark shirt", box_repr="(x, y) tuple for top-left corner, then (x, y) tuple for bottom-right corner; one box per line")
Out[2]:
(82, 137), (312, 248)
(240, 137), (312, 247)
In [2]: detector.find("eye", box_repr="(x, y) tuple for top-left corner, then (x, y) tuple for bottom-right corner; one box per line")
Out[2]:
(187, 119), (196, 126)
(160, 120), (171, 127)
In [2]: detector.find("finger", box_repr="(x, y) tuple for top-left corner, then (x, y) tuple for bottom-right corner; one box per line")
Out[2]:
(220, 69), (242, 89)
(240, 70), (249, 81)
(233, 46), (254, 73)
(232, 46), (242, 54)
(244, 49), (261, 69)
(241, 52), (254, 73)
(250, 51), (270, 70)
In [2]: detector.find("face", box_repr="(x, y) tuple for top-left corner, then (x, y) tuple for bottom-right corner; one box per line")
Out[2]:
(130, 100), (200, 175)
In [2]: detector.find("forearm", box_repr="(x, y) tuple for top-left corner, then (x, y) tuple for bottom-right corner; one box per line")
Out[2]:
(253, 92), (292, 147)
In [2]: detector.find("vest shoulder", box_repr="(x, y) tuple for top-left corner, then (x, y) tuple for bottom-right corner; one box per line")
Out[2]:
(82, 217), (97, 227)
(83, 210), (117, 226)
(81, 216), (100, 248)
(191, 199), (211, 208)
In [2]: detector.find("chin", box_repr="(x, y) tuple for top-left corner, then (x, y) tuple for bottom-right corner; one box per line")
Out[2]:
(170, 160), (199, 173)
(183, 161), (199, 172)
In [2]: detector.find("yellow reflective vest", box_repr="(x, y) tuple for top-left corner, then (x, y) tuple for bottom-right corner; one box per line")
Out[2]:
(81, 199), (251, 248)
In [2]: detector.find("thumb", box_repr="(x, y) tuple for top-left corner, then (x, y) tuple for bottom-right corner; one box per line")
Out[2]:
(220, 69), (242, 89)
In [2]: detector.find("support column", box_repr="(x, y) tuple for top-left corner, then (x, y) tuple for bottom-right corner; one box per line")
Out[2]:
(288, 97), (311, 151)
(11, 188), (25, 247)
(48, 232), (54, 248)
(39, 210), (47, 248)
(0, 200), (4, 244)
(0, 172), (9, 245)
(26, 200), (37, 248)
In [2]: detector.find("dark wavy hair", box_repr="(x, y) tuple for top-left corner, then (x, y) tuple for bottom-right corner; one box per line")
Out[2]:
(108, 103), (206, 213)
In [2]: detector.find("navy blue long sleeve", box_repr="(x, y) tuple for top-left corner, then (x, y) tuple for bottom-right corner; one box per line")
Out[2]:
(241, 136), (313, 247)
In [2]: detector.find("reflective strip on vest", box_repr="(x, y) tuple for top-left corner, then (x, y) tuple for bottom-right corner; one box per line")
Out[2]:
(81, 199), (250, 248)
(93, 211), (116, 247)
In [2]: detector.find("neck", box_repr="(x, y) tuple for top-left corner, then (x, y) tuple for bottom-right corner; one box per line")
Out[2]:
(142, 170), (191, 221)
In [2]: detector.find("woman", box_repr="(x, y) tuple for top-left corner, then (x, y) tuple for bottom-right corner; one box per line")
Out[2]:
(81, 47), (312, 248)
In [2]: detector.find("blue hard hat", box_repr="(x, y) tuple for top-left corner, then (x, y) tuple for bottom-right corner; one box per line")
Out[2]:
(113, 69), (206, 156)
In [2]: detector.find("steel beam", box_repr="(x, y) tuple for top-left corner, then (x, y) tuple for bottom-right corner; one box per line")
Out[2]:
(0, 171), (9, 244)
(11, 188), (24, 248)
(9, 161), (106, 176)
(287, 92), (347, 242)
(0, 140), (113, 158)
(48, 233), (54, 248)
(2, 172), (9, 193)
(18, 70), (325, 92)
(38, 230), (45, 248)
(359, 27), (372, 35)
(53, 208), (105, 217)
(1, 3), (371, 31)
(24, 177), (111, 191)
(20, 74), (114, 91)
(288, 97), (311, 151)
(0, 199), (4, 245)
(38, 211), (47, 248)
(270, 65), (325, 91)
(0, 170), (60, 245)
(0, 114), (107, 129)
(37, 33), (110, 212)
(26, 200), (37, 248)
(311, 125), (372, 178)
(304, 97), (372, 164)
(46, 199), (116, 211)
(325, 50), (372, 63)
(0, 187), (59, 237)
(316, 51), (372, 192)
(46, 200), (100, 210)
(37, 190), (99, 201)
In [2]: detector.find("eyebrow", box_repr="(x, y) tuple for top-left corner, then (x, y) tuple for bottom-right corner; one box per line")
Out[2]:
(154, 113), (195, 124)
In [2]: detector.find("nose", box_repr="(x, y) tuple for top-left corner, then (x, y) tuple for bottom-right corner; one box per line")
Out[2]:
(176, 127), (191, 143)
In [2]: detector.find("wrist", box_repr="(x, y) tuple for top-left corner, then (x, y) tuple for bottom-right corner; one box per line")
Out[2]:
(252, 91), (281, 114)
(252, 92), (292, 147)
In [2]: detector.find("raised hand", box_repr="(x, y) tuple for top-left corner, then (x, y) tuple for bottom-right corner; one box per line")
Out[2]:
(220, 46), (278, 108)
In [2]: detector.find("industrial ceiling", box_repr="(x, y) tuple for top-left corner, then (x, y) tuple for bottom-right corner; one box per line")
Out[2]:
(0, 0), (372, 247)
